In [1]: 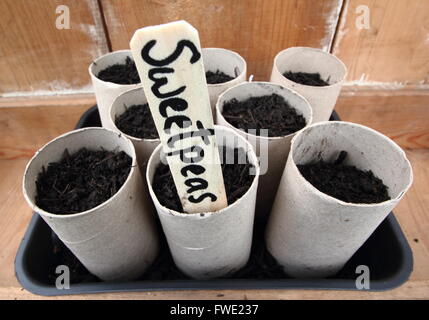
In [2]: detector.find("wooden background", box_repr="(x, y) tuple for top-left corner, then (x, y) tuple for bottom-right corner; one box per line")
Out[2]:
(1, 0), (429, 97)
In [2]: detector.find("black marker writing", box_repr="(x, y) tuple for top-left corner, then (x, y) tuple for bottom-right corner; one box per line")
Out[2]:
(141, 39), (201, 67)
(141, 38), (217, 205)
(148, 68), (186, 98)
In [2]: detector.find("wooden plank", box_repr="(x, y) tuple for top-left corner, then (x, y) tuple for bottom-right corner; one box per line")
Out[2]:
(0, 0), (109, 96)
(394, 149), (429, 282)
(0, 103), (92, 160)
(336, 93), (429, 149)
(1, 280), (429, 300)
(0, 93), (95, 108)
(1, 90), (426, 164)
(100, 0), (343, 81)
(0, 159), (32, 288)
(332, 0), (429, 87)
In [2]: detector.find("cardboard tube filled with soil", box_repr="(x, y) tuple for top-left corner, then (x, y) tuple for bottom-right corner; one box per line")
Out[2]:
(89, 50), (141, 127)
(109, 87), (160, 171)
(146, 125), (260, 279)
(270, 47), (347, 123)
(265, 121), (413, 278)
(22, 127), (159, 281)
(216, 81), (313, 217)
(202, 48), (247, 117)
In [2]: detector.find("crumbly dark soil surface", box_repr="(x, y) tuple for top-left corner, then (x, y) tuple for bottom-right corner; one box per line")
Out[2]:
(221, 94), (306, 137)
(152, 147), (255, 213)
(206, 70), (235, 84)
(283, 71), (330, 86)
(298, 151), (390, 204)
(96, 56), (140, 84)
(115, 104), (159, 139)
(35, 148), (132, 215)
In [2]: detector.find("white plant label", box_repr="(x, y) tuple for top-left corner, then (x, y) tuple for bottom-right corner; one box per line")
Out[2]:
(130, 21), (227, 213)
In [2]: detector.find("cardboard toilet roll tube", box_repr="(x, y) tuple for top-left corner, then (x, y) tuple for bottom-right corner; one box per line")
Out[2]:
(22, 127), (159, 281)
(89, 50), (141, 127)
(202, 48), (247, 116)
(216, 81), (313, 217)
(109, 87), (160, 170)
(146, 125), (260, 279)
(266, 121), (413, 278)
(270, 47), (347, 123)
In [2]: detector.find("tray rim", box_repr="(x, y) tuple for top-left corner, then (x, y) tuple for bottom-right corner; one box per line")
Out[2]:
(14, 106), (414, 296)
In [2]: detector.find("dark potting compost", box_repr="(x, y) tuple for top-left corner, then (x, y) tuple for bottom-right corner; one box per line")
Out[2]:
(115, 104), (159, 139)
(298, 151), (391, 204)
(35, 148), (132, 215)
(205, 70), (235, 84)
(152, 147), (255, 213)
(222, 94), (306, 137)
(96, 56), (140, 84)
(283, 71), (330, 86)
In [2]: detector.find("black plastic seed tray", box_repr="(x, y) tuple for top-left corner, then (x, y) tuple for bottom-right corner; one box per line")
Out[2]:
(15, 105), (413, 296)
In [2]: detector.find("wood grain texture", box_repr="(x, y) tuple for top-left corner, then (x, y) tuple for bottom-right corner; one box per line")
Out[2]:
(0, 101), (93, 160)
(0, 92), (428, 299)
(100, 0), (343, 81)
(2, 0), (429, 96)
(0, 0), (108, 96)
(0, 159), (30, 288)
(336, 93), (429, 149)
(332, 0), (429, 86)
(1, 280), (429, 300)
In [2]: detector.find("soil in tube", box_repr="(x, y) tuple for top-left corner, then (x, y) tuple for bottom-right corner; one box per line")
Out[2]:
(97, 59), (235, 86)
(35, 148), (132, 215)
(115, 104), (159, 139)
(283, 71), (330, 87)
(205, 70), (235, 84)
(221, 94), (306, 137)
(96, 56), (141, 85)
(297, 151), (391, 204)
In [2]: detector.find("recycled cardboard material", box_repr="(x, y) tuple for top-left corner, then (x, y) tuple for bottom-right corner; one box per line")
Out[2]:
(146, 125), (260, 279)
(266, 121), (413, 278)
(22, 128), (159, 281)
(202, 48), (247, 117)
(109, 87), (160, 170)
(216, 81), (312, 217)
(270, 47), (347, 123)
(89, 50), (141, 127)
